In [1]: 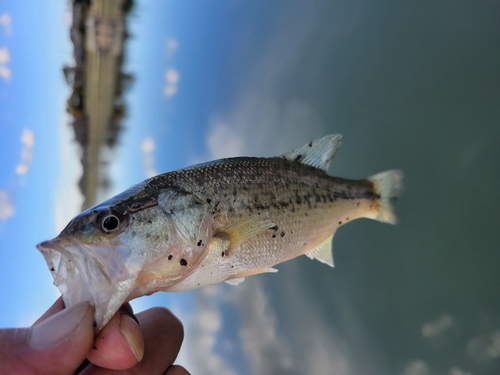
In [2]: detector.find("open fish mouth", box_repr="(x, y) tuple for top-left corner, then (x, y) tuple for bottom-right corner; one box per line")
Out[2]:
(36, 237), (135, 329)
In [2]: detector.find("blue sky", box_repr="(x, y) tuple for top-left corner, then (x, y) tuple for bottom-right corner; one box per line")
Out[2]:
(1, 1), (500, 375)
(0, 1), (72, 325)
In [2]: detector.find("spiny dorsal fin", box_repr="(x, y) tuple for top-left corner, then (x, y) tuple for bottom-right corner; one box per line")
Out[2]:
(305, 234), (335, 267)
(281, 134), (342, 172)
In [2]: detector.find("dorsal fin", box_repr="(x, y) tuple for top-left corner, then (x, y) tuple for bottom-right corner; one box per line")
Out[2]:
(305, 234), (335, 267)
(281, 134), (342, 171)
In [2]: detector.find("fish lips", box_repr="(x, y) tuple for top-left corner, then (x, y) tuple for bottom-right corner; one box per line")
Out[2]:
(36, 236), (135, 329)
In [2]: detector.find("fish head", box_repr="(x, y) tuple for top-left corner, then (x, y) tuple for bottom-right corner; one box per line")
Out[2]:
(37, 196), (213, 329)
(36, 206), (139, 329)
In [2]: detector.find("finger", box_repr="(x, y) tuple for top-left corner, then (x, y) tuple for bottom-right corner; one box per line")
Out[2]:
(86, 305), (144, 370)
(131, 307), (184, 373)
(163, 365), (191, 375)
(80, 307), (184, 375)
(0, 301), (94, 375)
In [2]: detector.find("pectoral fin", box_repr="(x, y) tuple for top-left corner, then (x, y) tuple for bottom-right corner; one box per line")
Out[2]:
(214, 212), (276, 256)
(305, 234), (335, 267)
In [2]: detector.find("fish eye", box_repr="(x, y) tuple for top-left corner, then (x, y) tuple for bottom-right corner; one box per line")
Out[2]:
(103, 215), (119, 232)
(97, 211), (123, 234)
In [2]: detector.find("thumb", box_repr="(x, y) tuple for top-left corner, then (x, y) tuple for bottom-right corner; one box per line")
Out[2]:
(0, 301), (94, 375)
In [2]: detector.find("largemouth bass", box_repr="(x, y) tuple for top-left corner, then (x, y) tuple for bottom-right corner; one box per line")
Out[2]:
(37, 134), (403, 329)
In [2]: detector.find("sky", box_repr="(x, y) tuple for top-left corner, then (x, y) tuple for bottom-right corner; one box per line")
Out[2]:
(1, 1), (500, 375)
(0, 1), (76, 325)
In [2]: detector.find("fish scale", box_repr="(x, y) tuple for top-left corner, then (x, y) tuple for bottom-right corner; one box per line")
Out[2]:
(37, 134), (404, 329)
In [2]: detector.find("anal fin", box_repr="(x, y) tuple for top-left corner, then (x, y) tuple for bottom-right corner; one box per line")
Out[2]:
(305, 234), (335, 267)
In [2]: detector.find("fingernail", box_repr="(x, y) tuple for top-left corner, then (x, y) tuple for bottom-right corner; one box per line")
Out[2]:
(30, 301), (91, 349)
(120, 313), (144, 362)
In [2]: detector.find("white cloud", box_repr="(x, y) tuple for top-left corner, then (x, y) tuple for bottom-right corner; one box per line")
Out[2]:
(166, 38), (179, 60)
(401, 360), (430, 375)
(186, 285), (238, 375)
(141, 137), (158, 178)
(164, 68), (180, 98)
(259, 262), (384, 375)
(197, 302), (221, 331)
(467, 330), (500, 363)
(192, 3), (328, 165)
(166, 69), (180, 85)
(422, 314), (454, 339)
(206, 122), (245, 159)
(164, 39), (180, 95)
(449, 367), (472, 375)
(187, 273), (371, 375)
(196, 102), (324, 166)
(0, 13), (12, 36)
(54, 115), (83, 233)
(0, 129), (35, 222)
(0, 48), (9, 64)
(0, 190), (14, 220)
(167, 38), (178, 53)
(164, 84), (177, 97)
(0, 65), (10, 80)
(16, 129), (34, 176)
(0, 48), (11, 81)
(200, 97), (324, 164)
(235, 279), (295, 375)
(185, 280), (297, 375)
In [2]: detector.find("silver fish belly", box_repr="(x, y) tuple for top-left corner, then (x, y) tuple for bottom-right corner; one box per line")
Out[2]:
(37, 134), (403, 328)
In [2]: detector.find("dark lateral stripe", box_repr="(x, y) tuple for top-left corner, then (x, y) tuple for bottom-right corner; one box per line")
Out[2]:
(122, 199), (158, 215)
(333, 190), (380, 200)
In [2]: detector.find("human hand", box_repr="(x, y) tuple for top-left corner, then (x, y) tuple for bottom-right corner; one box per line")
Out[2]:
(0, 298), (190, 375)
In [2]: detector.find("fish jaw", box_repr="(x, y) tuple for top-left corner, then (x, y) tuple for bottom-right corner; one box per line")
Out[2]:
(36, 236), (137, 330)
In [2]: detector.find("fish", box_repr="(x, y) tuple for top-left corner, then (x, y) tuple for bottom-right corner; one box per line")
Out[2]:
(37, 134), (403, 329)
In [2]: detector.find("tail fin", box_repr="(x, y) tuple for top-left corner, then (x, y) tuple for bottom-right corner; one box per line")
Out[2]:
(368, 170), (404, 224)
